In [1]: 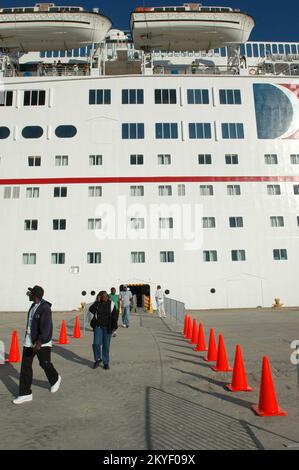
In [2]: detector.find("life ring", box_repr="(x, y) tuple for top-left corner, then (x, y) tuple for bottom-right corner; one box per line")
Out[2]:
(249, 68), (256, 75)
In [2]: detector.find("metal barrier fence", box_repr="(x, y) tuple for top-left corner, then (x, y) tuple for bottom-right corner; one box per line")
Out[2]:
(164, 297), (185, 325)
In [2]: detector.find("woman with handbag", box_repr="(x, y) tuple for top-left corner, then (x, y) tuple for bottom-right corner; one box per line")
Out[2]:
(89, 291), (118, 370)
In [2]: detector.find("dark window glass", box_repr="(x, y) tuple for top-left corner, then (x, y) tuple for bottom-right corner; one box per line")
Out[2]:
(22, 126), (43, 139)
(0, 127), (10, 139)
(55, 126), (77, 138)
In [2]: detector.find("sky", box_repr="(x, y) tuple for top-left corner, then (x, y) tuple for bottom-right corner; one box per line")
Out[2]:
(3, 0), (299, 43)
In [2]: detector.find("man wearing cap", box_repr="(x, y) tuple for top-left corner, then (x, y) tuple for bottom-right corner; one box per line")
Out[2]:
(13, 285), (61, 405)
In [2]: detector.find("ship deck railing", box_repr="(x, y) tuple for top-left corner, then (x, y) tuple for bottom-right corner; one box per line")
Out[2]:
(2, 65), (91, 78)
(152, 63), (299, 77)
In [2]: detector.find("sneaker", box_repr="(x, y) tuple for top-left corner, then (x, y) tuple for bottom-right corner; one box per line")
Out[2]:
(50, 375), (62, 393)
(122, 324), (127, 328)
(103, 364), (110, 370)
(112, 332), (117, 337)
(126, 325), (130, 328)
(13, 394), (32, 405)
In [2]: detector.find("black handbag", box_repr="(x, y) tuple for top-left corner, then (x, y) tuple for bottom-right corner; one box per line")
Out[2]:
(90, 315), (97, 329)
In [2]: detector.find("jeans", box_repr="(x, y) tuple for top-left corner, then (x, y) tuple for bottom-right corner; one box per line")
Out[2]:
(122, 305), (130, 326)
(93, 326), (111, 365)
(19, 347), (59, 396)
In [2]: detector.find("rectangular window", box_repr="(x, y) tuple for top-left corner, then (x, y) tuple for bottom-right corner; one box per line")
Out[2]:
(160, 251), (174, 263)
(54, 187), (67, 197)
(130, 154), (144, 165)
(159, 218), (174, 229)
(24, 90), (46, 106)
(26, 187), (39, 198)
(24, 219), (38, 231)
(273, 249), (288, 261)
(200, 185), (213, 196)
(270, 216), (284, 227)
(89, 155), (103, 166)
(130, 185), (144, 196)
(88, 218), (102, 230)
(231, 250), (246, 261)
(158, 185), (172, 196)
(290, 154), (299, 164)
(155, 123), (178, 139)
(229, 217), (243, 228)
(202, 217), (216, 228)
(51, 253), (65, 264)
(22, 253), (36, 265)
(189, 123), (212, 139)
(53, 219), (66, 230)
(222, 123), (244, 139)
(28, 156), (41, 167)
(264, 154), (278, 165)
(4, 187), (11, 199)
(158, 154), (171, 165)
(187, 89), (209, 104)
(203, 250), (218, 262)
(122, 89), (144, 104)
(219, 89), (241, 104)
(55, 155), (68, 166)
(122, 123), (144, 139)
(131, 251), (145, 263)
(130, 218), (145, 229)
(87, 252), (102, 264)
(225, 154), (239, 165)
(12, 187), (20, 199)
(155, 89), (177, 104)
(267, 185), (281, 195)
(227, 185), (241, 196)
(88, 186), (102, 197)
(0, 90), (13, 107)
(198, 154), (212, 164)
(294, 185), (299, 195)
(89, 89), (111, 105)
(178, 184), (185, 196)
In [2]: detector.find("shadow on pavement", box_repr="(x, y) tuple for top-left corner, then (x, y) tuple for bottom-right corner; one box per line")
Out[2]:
(144, 386), (264, 450)
(53, 344), (94, 369)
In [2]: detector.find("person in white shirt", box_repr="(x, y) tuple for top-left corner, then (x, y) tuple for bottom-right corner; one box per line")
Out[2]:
(120, 285), (132, 327)
(155, 285), (166, 318)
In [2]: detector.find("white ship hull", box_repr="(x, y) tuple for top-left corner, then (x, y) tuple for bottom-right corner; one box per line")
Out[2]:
(0, 69), (298, 311)
(0, 12), (112, 51)
(131, 11), (255, 51)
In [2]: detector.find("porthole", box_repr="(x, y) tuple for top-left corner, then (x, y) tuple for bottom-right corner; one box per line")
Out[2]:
(22, 126), (43, 139)
(55, 125), (77, 138)
(0, 127), (10, 139)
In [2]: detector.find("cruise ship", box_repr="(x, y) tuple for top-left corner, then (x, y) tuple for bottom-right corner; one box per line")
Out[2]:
(0, 3), (298, 311)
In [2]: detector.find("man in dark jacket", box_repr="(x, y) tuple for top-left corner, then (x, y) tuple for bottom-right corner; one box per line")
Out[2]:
(89, 291), (118, 370)
(13, 285), (61, 405)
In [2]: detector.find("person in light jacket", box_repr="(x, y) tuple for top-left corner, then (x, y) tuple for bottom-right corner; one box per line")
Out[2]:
(89, 291), (118, 370)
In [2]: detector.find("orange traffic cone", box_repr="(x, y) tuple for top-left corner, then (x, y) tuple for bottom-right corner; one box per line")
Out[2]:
(194, 323), (208, 352)
(203, 328), (218, 362)
(183, 314), (189, 337)
(212, 334), (232, 372)
(73, 316), (81, 339)
(6, 330), (21, 363)
(226, 344), (254, 392)
(189, 319), (198, 344)
(186, 317), (193, 340)
(56, 320), (69, 344)
(252, 356), (287, 416)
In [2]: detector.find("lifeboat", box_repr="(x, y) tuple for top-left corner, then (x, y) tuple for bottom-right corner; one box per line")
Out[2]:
(0, 3), (112, 52)
(131, 3), (255, 52)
